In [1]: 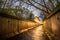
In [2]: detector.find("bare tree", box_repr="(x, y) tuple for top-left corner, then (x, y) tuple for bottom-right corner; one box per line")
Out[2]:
(19, 0), (60, 18)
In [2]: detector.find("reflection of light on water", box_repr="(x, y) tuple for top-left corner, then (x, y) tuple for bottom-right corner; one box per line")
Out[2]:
(20, 27), (34, 33)
(32, 26), (44, 40)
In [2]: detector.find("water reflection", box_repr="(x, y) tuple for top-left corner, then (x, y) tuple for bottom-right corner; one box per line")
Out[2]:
(32, 25), (44, 40)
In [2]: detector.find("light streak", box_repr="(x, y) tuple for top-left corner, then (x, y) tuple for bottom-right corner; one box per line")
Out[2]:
(32, 26), (44, 40)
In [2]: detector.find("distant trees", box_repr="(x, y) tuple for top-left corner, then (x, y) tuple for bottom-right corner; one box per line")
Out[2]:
(0, 0), (60, 20)
(0, 0), (34, 20)
(0, 0), (16, 8)
(0, 7), (34, 20)
(19, 0), (60, 19)
(15, 7), (34, 20)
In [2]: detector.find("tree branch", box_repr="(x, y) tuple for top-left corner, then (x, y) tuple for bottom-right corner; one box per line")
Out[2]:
(3, 0), (7, 8)
(47, 4), (60, 18)
(43, 0), (48, 12)
(27, 0), (50, 15)
(32, 0), (52, 12)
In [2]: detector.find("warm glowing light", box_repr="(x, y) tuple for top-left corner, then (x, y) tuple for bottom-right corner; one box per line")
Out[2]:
(20, 27), (34, 33)
(33, 17), (43, 24)
(32, 26), (44, 40)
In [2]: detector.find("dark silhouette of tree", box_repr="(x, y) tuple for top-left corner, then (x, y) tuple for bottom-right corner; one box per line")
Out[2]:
(0, 0), (60, 19)
(19, 0), (60, 19)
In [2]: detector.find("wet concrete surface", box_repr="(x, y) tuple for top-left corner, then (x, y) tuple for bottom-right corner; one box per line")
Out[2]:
(6, 25), (47, 40)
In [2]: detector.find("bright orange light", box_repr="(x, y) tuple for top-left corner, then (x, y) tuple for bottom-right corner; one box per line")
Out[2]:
(33, 17), (43, 24)
(32, 26), (44, 40)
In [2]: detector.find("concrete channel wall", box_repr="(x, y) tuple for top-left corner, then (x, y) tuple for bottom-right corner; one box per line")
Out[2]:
(43, 11), (60, 40)
(0, 16), (39, 38)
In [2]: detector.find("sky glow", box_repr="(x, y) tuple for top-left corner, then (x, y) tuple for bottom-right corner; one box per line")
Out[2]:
(13, 0), (40, 17)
